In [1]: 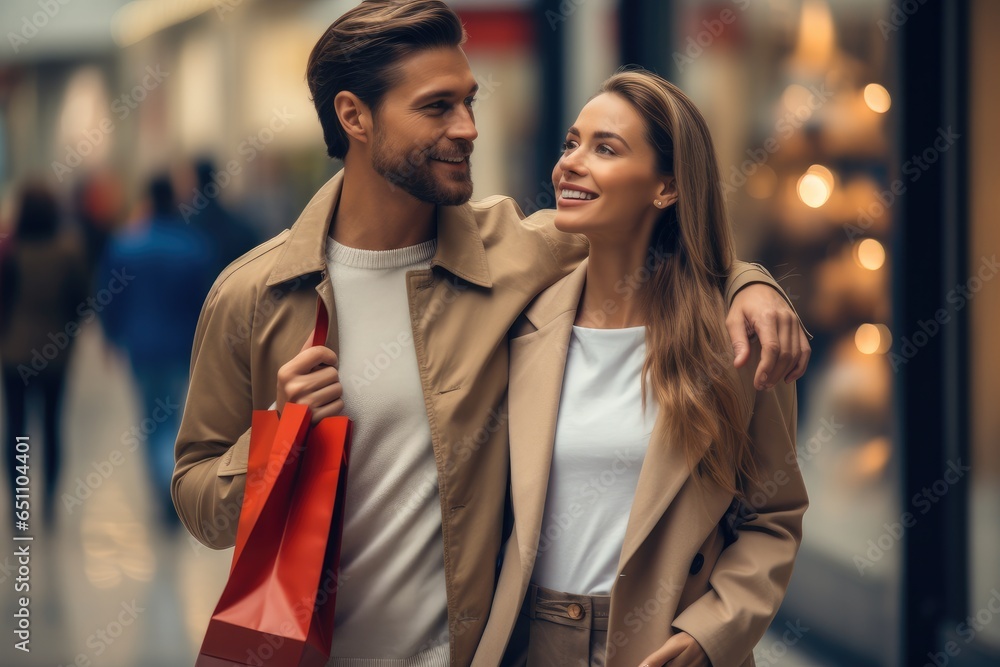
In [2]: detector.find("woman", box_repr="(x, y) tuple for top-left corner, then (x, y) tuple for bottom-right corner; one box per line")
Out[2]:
(474, 70), (808, 667)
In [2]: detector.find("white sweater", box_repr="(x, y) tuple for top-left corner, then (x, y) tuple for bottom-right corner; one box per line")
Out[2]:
(325, 237), (450, 667)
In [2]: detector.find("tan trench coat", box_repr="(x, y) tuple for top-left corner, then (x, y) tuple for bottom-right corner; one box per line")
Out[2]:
(473, 259), (808, 667)
(171, 170), (797, 666)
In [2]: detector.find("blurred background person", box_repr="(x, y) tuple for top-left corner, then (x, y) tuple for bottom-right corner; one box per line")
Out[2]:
(0, 179), (88, 530)
(186, 157), (260, 277)
(96, 172), (214, 529)
(71, 167), (126, 290)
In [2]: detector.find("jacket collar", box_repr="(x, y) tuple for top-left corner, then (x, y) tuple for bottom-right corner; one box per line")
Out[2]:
(266, 169), (492, 288)
(520, 256), (589, 330)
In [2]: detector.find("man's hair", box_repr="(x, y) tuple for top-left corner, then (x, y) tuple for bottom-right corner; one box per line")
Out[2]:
(306, 0), (467, 160)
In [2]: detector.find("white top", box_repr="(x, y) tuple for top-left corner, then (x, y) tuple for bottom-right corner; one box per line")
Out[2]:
(531, 325), (659, 596)
(324, 238), (450, 667)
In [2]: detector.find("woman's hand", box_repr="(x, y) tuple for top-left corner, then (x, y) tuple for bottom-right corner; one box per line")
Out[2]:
(638, 631), (711, 667)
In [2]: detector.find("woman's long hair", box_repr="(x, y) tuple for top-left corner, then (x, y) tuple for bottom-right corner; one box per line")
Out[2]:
(600, 69), (757, 497)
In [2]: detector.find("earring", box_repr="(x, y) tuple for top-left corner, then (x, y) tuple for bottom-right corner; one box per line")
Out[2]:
(654, 200), (663, 208)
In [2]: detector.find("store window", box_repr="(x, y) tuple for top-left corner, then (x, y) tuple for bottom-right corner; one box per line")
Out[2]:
(968, 0), (1000, 654)
(671, 1), (898, 663)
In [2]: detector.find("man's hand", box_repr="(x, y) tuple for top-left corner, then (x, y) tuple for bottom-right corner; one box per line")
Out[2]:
(727, 283), (810, 391)
(276, 331), (344, 423)
(638, 630), (711, 667)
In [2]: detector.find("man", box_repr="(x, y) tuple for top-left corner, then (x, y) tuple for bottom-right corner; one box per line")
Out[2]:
(172, 2), (811, 665)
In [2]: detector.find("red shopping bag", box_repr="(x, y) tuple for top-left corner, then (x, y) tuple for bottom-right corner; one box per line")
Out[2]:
(196, 299), (351, 667)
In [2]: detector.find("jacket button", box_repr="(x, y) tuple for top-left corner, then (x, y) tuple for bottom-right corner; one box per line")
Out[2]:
(690, 553), (705, 575)
(566, 603), (584, 620)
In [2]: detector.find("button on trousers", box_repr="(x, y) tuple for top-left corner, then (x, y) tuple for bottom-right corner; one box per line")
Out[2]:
(505, 583), (612, 666)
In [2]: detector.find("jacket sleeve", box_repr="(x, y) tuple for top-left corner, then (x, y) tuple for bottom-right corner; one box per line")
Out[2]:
(171, 276), (255, 549)
(724, 261), (812, 339)
(670, 377), (808, 667)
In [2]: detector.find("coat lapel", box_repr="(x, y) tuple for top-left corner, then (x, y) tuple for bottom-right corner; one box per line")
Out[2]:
(507, 260), (588, 575)
(615, 419), (713, 578)
(616, 354), (748, 577)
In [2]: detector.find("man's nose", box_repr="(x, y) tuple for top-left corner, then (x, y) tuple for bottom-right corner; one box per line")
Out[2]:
(447, 104), (478, 143)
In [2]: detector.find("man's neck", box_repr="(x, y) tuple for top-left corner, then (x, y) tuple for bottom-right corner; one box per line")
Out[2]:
(332, 167), (437, 250)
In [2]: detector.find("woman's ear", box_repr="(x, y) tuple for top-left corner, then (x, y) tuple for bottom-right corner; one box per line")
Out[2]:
(655, 176), (679, 209)
(334, 91), (371, 146)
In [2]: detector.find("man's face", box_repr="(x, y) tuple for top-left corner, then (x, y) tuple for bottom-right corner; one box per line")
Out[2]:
(370, 46), (479, 206)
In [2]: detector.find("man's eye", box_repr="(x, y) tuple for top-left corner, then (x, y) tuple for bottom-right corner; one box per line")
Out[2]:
(465, 97), (477, 107)
(426, 101), (447, 110)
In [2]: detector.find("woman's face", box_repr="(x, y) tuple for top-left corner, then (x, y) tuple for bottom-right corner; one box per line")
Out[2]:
(551, 92), (672, 237)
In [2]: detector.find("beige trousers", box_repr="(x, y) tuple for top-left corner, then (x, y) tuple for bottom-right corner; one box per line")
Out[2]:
(503, 583), (612, 667)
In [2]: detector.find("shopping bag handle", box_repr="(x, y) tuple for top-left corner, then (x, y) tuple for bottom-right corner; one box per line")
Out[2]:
(311, 296), (329, 348)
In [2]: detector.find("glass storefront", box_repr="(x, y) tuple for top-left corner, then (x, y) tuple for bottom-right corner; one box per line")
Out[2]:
(968, 0), (1000, 655)
(667, 2), (899, 661)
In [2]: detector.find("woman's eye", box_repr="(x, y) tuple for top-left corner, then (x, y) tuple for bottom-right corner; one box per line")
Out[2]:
(465, 97), (477, 108)
(597, 144), (615, 155)
(426, 101), (447, 110)
(561, 141), (577, 153)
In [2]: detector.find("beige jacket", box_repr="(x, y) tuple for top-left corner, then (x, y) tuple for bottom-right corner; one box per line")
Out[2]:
(172, 170), (796, 666)
(473, 259), (808, 667)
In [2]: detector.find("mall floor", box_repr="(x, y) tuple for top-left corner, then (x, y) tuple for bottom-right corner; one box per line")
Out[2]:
(0, 321), (836, 666)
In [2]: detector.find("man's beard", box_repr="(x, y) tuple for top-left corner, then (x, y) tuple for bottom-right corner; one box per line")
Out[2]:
(371, 132), (474, 206)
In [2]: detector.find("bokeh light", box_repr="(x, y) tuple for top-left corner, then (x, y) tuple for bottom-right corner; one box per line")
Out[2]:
(856, 238), (886, 270)
(855, 323), (893, 355)
(864, 83), (892, 113)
